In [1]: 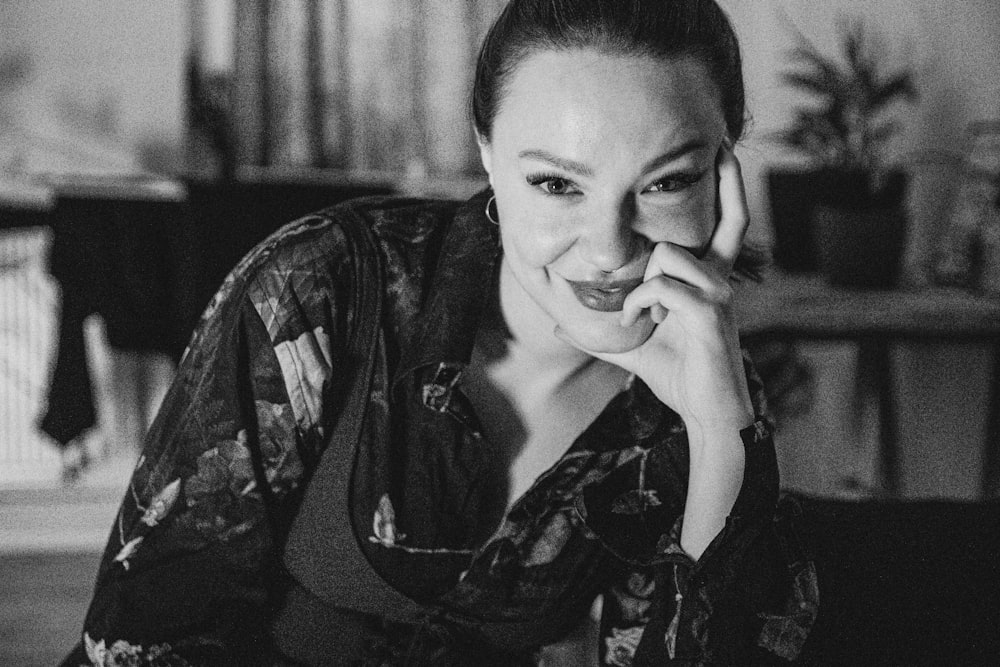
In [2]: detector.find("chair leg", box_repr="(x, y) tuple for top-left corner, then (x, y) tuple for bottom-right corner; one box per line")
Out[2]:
(860, 339), (901, 497)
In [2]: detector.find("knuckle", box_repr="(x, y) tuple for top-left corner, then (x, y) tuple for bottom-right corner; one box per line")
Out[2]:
(652, 242), (677, 262)
(694, 300), (725, 328)
(710, 281), (735, 305)
(650, 274), (672, 286)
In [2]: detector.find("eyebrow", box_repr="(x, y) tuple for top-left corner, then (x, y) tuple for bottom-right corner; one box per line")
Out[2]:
(518, 149), (595, 177)
(518, 138), (711, 179)
(639, 138), (712, 174)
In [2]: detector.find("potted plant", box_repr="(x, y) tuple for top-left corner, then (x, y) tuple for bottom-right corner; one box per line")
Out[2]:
(768, 18), (918, 287)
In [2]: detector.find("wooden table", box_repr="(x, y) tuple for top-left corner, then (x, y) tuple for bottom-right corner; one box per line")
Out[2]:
(736, 273), (1000, 497)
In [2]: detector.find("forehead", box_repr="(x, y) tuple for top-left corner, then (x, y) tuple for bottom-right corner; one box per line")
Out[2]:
(492, 49), (724, 160)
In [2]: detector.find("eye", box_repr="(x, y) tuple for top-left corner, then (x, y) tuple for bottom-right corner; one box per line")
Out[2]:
(644, 171), (706, 193)
(526, 174), (580, 196)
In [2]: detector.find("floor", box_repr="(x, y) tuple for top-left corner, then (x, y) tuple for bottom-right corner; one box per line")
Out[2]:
(0, 550), (102, 666)
(0, 462), (125, 665)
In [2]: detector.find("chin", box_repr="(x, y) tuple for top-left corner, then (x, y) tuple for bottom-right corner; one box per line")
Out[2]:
(563, 312), (656, 354)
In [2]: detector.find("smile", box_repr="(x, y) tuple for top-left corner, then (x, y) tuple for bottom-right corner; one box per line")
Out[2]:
(565, 277), (643, 312)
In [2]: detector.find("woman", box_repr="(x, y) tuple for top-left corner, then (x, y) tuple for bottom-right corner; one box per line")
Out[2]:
(65, 0), (817, 664)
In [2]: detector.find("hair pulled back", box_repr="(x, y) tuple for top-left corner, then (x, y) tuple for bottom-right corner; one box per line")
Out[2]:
(472, 0), (746, 143)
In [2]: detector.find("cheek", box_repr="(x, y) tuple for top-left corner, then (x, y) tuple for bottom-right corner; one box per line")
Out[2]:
(492, 175), (574, 270)
(692, 183), (720, 243)
(507, 225), (574, 269)
(645, 184), (718, 249)
(499, 210), (576, 269)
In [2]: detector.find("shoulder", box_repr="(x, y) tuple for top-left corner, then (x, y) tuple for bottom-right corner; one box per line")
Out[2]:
(204, 195), (460, 310)
(337, 194), (463, 240)
(186, 195), (462, 347)
(230, 195), (462, 288)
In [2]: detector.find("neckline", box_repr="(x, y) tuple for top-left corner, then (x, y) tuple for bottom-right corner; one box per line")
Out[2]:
(458, 374), (648, 553)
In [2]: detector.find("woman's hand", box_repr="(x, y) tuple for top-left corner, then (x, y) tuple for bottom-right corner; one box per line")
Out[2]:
(559, 145), (754, 435)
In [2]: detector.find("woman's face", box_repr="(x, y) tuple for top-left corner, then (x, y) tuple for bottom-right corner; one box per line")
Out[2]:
(479, 49), (728, 353)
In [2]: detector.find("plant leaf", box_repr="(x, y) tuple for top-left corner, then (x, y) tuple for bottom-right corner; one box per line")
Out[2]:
(840, 16), (863, 72)
(772, 108), (853, 166)
(841, 18), (877, 99)
(780, 72), (839, 101)
(777, 15), (917, 173)
(785, 47), (850, 101)
(872, 74), (918, 111)
(870, 120), (902, 146)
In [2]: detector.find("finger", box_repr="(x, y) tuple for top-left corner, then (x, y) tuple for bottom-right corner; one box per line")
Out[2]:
(635, 243), (727, 326)
(620, 274), (701, 328)
(703, 145), (750, 274)
(645, 242), (722, 291)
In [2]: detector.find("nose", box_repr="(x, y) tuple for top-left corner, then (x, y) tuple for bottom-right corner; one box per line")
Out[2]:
(578, 198), (639, 273)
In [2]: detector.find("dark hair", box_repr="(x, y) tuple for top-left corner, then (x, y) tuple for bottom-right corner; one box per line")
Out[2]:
(472, 0), (747, 143)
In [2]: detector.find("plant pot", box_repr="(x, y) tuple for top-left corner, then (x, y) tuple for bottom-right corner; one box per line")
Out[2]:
(767, 169), (824, 273)
(810, 169), (908, 288)
(768, 168), (909, 285)
(813, 205), (908, 288)
(813, 169), (908, 210)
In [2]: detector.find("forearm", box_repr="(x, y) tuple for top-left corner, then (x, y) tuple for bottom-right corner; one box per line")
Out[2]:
(679, 421), (748, 560)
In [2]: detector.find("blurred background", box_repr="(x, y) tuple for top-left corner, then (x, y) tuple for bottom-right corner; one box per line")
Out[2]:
(0, 1), (998, 664)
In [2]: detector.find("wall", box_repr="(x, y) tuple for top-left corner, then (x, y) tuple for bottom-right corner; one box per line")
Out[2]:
(0, 0), (187, 176)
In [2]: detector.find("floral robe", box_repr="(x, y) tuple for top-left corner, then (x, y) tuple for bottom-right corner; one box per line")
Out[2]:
(63, 191), (817, 666)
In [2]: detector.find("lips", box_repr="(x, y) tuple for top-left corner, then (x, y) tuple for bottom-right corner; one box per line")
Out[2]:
(566, 277), (644, 312)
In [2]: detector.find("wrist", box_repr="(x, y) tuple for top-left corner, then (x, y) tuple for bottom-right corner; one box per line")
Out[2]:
(681, 403), (755, 442)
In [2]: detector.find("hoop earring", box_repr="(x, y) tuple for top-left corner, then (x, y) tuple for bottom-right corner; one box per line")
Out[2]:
(485, 195), (499, 225)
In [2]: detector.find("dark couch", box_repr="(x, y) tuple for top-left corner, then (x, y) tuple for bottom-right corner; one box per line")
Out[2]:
(789, 494), (1000, 666)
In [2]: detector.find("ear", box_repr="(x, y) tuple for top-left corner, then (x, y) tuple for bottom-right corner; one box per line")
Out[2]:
(476, 132), (495, 188)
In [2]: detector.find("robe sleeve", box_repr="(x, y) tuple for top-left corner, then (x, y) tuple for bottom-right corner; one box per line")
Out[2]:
(597, 356), (819, 666)
(61, 216), (353, 667)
